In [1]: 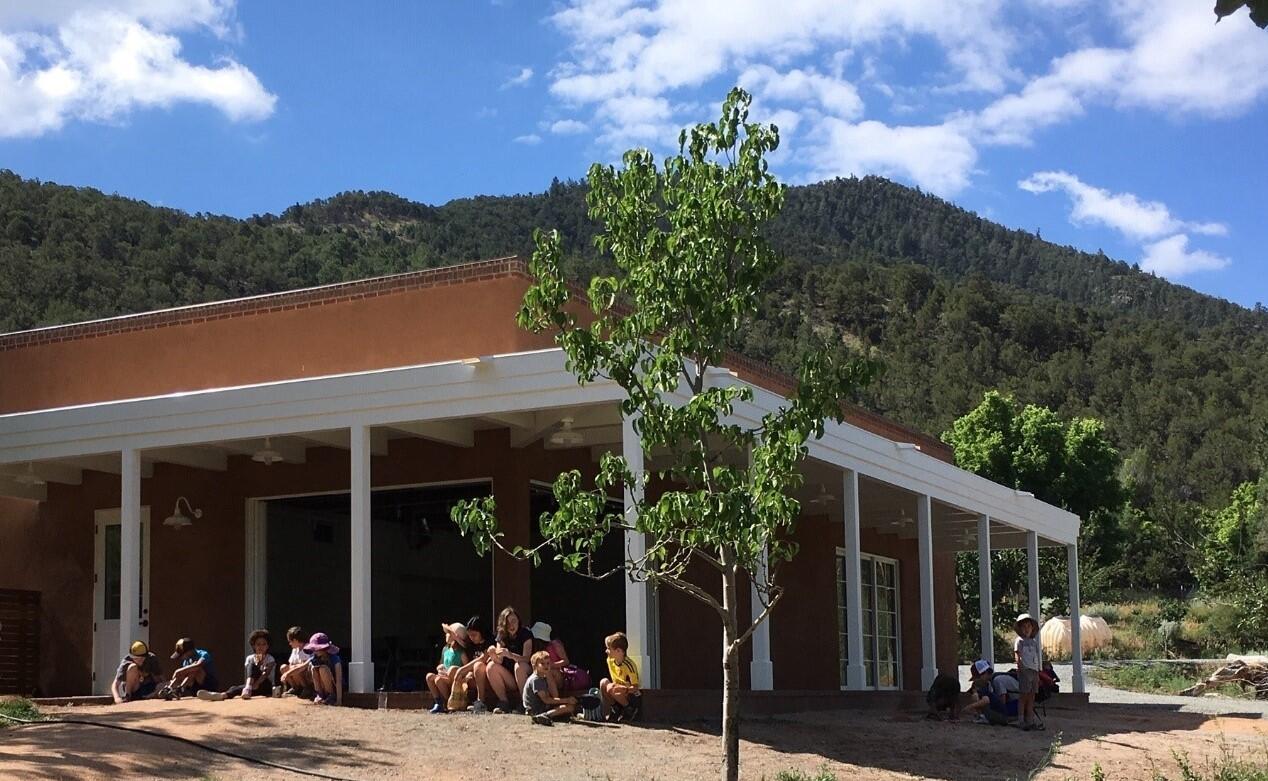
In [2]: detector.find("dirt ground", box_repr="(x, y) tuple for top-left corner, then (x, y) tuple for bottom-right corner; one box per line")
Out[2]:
(1, 698), (1265, 781)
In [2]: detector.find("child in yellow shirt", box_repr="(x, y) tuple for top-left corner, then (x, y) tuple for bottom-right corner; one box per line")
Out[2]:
(599, 632), (642, 723)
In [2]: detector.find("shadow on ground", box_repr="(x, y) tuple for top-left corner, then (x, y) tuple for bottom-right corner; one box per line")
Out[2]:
(0, 704), (394, 780)
(641, 702), (1261, 781)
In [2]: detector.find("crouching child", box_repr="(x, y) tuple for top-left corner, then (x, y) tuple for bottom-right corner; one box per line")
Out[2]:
(112, 640), (164, 703)
(599, 632), (642, 723)
(523, 650), (576, 726)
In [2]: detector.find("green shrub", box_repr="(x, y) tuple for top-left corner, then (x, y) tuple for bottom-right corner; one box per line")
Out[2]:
(0, 697), (40, 727)
(773, 769), (836, 781)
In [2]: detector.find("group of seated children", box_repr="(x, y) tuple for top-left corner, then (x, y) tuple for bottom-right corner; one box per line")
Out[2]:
(423, 606), (642, 725)
(111, 627), (344, 706)
(111, 605), (643, 726)
(925, 613), (1057, 731)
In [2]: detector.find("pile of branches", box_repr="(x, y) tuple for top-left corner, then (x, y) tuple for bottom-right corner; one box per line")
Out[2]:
(1180, 659), (1268, 699)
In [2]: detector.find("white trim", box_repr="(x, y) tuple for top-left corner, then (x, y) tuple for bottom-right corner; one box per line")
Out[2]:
(92, 507), (151, 696)
(0, 346), (1077, 544)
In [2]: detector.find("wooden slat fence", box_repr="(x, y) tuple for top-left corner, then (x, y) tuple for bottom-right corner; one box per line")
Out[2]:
(0, 589), (39, 695)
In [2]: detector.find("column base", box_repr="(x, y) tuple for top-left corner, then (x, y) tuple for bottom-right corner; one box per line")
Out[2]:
(348, 661), (375, 694)
(920, 667), (939, 690)
(844, 664), (867, 690)
(750, 660), (774, 691)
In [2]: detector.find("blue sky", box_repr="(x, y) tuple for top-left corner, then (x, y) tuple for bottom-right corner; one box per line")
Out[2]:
(1, 1), (1266, 308)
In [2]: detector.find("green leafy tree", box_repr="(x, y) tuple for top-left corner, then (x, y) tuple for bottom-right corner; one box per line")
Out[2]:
(449, 89), (875, 781)
(943, 391), (1127, 656)
(1215, 0), (1268, 28)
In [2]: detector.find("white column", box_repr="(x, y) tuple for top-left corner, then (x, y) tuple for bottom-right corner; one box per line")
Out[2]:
(917, 493), (937, 690)
(749, 547), (773, 690)
(842, 469), (866, 690)
(1027, 531), (1041, 621)
(119, 448), (142, 663)
(1067, 542), (1084, 693)
(348, 424), (374, 693)
(977, 514), (993, 666)
(622, 413), (655, 687)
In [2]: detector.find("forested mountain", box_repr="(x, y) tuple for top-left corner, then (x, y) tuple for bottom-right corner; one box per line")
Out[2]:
(2, 169), (1265, 591)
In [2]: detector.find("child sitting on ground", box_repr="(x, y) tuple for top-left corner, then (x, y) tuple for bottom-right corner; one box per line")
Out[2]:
(198, 629), (276, 701)
(426, 622), (470, 714)
(112, 640), (164, 703)
(168, 637), (219, 698)
(523, 650), (576, 727)
(278, 625), (313, 698)
(599, 632), (642, 723)
(305, 632), (343, 706)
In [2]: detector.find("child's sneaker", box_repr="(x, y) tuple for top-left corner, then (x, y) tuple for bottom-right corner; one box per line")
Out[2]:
(429, 702), (447, 714)
(606, 703), (625, 723)
(493, 701), (511, 714)
(531, 713), (554, 727)
(471, 700), (489, 714)
(271, 686), (283, 698)
(196, 690), (226, 702)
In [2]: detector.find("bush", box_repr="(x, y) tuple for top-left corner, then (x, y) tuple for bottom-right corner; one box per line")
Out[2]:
(773, 769), (836, 781)
(0, 697), (40, 727)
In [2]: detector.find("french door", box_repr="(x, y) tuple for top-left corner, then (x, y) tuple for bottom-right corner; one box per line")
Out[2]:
(836, 551), (902, 690)
(92, 508), (151, 695)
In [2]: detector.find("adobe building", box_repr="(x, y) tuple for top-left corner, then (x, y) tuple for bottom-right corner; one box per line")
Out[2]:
(0, 257), (1086, 700)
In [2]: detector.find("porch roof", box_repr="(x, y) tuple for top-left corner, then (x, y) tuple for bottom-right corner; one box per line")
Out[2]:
(0, 345), (1080, 547)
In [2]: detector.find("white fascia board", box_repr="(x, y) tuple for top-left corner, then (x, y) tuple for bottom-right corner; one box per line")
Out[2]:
(0, 349), (622, 463)
(691, 374), (1080, 545)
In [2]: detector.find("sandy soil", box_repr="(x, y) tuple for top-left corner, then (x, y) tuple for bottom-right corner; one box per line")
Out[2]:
(1, 698), (1265, 781)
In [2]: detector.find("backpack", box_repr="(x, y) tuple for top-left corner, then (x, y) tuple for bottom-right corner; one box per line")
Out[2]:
(1036, 668), (1060, 703)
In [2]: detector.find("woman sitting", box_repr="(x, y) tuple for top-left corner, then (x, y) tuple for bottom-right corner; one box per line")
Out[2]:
(485, 606), (533, 713)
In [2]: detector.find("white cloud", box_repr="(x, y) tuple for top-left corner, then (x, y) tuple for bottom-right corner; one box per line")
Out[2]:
(738, 64), (862, 119)
(549, 118), (588, 134)
(807, 118), (978, 195)
(0, 0), (274, 138)
(501, 66), (534, 89)
(1140, 234), (1230, 278)
(513, 133), (542, 144)
(1019, 171), (1232, 280)
(1018, 171), (1227, 241)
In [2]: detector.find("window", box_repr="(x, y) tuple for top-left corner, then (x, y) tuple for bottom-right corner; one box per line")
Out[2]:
(836, 551), (902, 690)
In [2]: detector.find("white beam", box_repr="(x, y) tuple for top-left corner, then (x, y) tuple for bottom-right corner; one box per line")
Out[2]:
(348, 425), (373, 693)
(978, 514), (993, 666)
(622, 413), (655, 688)
(119, 448), (142, 664)
(479, 411), (536, 430)
(842, 468), (866, 690)
(1068, 542), (1084, 694)
(145, 446), (227, 472)
(917, 493), (937, 689)
(0, 462), (82, 485)
(387, 419), (475, 448)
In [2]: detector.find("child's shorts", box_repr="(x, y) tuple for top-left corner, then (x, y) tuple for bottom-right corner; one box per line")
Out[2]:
(1018, 668), (1039, 694)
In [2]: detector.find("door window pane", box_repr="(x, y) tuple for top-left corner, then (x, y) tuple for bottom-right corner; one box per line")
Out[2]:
(104, 524), (121, 620)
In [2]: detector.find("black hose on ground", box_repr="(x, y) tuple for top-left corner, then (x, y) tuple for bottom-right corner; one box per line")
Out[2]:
(0, 710), (362, 781)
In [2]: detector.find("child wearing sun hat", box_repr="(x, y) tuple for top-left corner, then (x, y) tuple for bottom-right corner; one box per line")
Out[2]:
(1013, 614), (1043, 731)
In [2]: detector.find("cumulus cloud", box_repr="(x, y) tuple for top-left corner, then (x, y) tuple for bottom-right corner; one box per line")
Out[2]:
(549, 118), (588, 134)
(0, 0), (275, 138)
(808, 118), (978, 195)
(1018, 171), (1227, 241)
(501, 66), (534, 89)
(1140, 234), (1230, 278)
(1020, 171), (1232, 279)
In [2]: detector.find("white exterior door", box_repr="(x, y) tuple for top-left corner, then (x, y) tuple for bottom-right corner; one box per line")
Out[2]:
(92, 508), (151, 695)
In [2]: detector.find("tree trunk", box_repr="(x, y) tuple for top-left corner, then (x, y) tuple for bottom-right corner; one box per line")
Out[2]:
(721, 562), (741, 781)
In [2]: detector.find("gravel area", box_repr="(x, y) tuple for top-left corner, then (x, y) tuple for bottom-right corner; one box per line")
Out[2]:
(959, 662), (1268, 718)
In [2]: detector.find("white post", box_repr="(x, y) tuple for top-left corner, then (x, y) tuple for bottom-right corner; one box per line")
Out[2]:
(622, 413), (655, 687)
(917, 494), (937, 690)
(749, 547), (773, 690)
(842, 469), (866, 690)
(348, 424), (374, 693)
(1027, 531), (1041, 622)
(1067, 542), (1084, 693)
(119, 448), (142, 663)
(977, 514), (993, 665)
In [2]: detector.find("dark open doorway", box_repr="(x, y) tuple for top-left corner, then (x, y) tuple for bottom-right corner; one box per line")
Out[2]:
(528, 484), (625, 684)
(264, 482), (493, 691)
